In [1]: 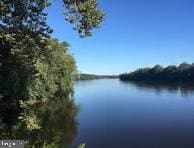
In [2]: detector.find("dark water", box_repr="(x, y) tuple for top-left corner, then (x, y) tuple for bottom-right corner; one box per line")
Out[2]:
(0, 97), (78, 147)
(73, 79), (194, 148)
(1, 79), (194, 147)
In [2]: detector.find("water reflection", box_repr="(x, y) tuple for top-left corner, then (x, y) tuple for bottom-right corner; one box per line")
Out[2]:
(0, 97), (79, 147)
(74, 79), (194, 148)
(120, 80), (194, 97)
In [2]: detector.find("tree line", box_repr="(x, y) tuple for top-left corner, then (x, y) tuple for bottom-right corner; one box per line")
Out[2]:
(77, 73), (118, 80)
(119, 62), (194, 82)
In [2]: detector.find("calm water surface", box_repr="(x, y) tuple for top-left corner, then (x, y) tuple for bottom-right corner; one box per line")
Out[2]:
(73, 79), (194, 148)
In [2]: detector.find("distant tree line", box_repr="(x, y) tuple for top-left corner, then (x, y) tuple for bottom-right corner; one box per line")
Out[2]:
(77, 73), (118, 80)
(119, 62), (194, 82)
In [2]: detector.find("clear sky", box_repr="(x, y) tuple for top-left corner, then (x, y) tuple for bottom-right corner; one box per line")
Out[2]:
(46, 0), (194, 75)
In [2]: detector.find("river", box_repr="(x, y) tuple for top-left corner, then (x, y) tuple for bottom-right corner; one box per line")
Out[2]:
(73, 79), (194, 148)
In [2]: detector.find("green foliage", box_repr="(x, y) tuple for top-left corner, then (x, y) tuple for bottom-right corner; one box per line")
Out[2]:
(63, 0), (105, 37)
(0, 0), (52, 100)
(0, 0), (104, 37)
(0, 38), (77, 101)
(28, 39), (77, 99)
(119, 62), (194, 82)
(0, 0), (104, 101)
(0, 0), (104, 147)
(0, 0), (52, 37)
(78, 143), (86, 148)
(0, 34), (37, 100)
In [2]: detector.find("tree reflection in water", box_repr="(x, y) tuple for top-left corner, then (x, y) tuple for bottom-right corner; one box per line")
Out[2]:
(120, 80), (194, 97)
(0, 97), (79, 148)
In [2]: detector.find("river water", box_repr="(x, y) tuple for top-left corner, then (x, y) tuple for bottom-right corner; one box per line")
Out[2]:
(73, 79), (194, 148)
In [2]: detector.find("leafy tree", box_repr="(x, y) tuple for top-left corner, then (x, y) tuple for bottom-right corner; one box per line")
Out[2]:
(63, 0), (105, 37)
(151, 65), (163, 73)
(0, 1), (104, 146)
(0, 0), (104, 37)
(28, 39), (77, 100)
(0, 38), (77, 101)
(0, 0), (104, 101)
(179, 62), (190, 71)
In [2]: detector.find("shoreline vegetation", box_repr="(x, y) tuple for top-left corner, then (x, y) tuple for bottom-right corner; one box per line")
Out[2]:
(77, 73), (118, 80)
(119, 62), (194, 83)
(0, 0), (104, 147)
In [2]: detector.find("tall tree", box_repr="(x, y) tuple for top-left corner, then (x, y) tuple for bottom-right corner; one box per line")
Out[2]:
(0, 0), (104, 101)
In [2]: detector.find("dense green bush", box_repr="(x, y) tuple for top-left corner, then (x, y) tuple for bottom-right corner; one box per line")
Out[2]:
(0, 38), (77, 101)
(28, 39), (77, 100)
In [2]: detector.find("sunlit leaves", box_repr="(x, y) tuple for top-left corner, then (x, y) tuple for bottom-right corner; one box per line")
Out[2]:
(78, 143), (86, 148)
(28, 39), (77, 100)
(63, 0), (105, 37)
(0, 0), (104, 101)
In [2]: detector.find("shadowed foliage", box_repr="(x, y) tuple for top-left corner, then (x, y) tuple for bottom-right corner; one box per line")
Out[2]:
(0, 0), (104, 101)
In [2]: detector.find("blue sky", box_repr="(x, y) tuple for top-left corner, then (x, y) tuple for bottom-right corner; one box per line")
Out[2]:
(46, 0), (194, 75)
